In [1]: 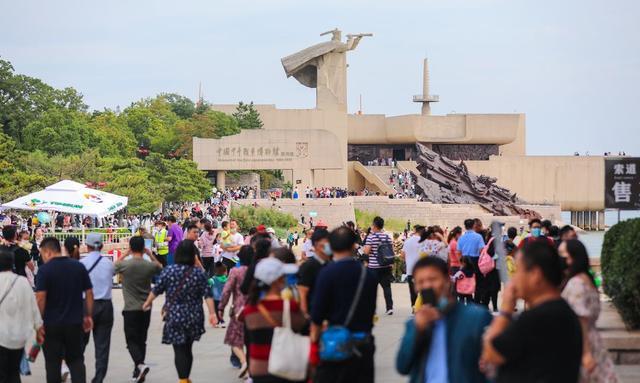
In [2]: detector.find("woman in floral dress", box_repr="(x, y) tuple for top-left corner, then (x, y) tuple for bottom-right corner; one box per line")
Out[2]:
(417, 226), (448, 262)
(560, 239), (618, 383)
(218, 245), (254, 378)
(143, 240), (217, 383)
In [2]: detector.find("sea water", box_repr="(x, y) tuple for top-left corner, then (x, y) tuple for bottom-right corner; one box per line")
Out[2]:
(560, 210), (640, 258)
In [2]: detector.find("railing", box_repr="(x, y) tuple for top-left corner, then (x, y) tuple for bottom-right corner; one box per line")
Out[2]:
(46, 229), (132, 245)
(412, 94), (440, 102)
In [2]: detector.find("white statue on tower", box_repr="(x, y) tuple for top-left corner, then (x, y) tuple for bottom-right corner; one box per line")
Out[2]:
(281, 28), (372, 111)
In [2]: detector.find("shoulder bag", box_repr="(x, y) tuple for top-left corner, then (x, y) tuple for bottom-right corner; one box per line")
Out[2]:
(0, 275), (19, 308)
(259, 300), (310, 381)
(320, 264), (367, 361)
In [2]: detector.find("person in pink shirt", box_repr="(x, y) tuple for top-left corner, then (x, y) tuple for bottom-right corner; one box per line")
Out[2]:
(447, 226), (463, 275)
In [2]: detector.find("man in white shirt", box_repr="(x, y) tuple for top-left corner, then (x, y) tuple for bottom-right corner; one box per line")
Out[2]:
(80, 233), (115, 383)
(401, 225), (425, 309)
(220, 220), (244, 271)
(300, 229), (315, 261)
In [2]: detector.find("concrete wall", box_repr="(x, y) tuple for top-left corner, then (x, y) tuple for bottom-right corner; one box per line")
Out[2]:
(209, 106), (349, 188)
(205, 105), (527, 191)
(352, 196), (542, 230)
(231, 196), (562, 231)
(466, 155), (605, 211)
(498, 113), (526, 156)
(347, 113), (525, 153)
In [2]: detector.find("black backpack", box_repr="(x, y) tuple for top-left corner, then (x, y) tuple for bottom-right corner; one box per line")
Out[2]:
(376, 235), (395, 267)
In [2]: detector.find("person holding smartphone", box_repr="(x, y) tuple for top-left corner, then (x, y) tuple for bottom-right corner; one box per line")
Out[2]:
(396, 256), (492, 383)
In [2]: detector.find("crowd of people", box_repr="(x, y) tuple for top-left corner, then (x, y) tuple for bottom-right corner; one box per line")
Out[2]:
(296, 186), (350, 199)
(366, 157), (402, 167)
(0, 206), (620, 383)
(388, 169), (416, 199)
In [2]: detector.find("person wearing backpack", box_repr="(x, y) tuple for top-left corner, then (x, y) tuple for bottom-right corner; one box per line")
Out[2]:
(452, 256), (476, 304)
(457, 219), (486, 303)
(363, 216), (394, 315)
(477, 232), (501, 312)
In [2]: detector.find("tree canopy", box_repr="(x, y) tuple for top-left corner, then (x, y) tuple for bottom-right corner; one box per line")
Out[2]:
(233, 101), (264, 130)
(0, 58), (267, 212)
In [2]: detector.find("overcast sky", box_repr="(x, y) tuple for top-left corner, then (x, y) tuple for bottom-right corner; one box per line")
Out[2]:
(2, 0), (638, 155)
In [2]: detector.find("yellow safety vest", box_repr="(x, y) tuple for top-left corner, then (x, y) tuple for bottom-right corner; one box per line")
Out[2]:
(155, 229), (169, 255)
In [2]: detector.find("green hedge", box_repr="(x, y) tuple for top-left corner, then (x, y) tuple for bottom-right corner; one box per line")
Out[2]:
(601, 218), (640, 329)
(230, 205), (298, 237)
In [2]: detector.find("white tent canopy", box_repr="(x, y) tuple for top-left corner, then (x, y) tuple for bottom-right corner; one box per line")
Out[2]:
(1, 180), (128, 218)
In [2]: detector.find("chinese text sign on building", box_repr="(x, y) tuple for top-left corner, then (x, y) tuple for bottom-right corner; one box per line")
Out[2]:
(605, 158), (640, 210)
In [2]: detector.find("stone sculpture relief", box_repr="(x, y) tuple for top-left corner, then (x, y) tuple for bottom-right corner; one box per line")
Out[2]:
(414, 143), (540, 218)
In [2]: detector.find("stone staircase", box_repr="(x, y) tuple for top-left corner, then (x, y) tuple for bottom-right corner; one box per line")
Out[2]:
(361, 165), (411, 194)
(352, 162), (395, 194)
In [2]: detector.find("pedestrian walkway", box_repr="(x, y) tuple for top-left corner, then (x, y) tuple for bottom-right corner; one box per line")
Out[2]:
(22, 284), (639, 382)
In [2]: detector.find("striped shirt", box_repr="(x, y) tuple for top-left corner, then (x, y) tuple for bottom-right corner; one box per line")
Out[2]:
(365, 231), (392, 269)
(241, 299), (306, 378)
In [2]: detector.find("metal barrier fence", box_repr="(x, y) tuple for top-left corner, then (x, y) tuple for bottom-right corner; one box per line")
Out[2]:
(46, 229), (132, 245)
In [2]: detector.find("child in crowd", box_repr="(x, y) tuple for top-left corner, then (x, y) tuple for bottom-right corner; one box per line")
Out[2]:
(220, 221), (232, 249)
(504, 226), (518, 278)
(210, 262), (228, 328)
(452, 256), (475, 305)
(212, 232), (223, 262)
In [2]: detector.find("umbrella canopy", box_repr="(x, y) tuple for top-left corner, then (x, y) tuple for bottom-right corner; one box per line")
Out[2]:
(1, 180), (128, 217)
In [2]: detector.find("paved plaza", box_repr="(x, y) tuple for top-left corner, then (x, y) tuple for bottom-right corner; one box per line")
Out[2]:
(24, 284), (412, 383)
(23, 284), (639, 383)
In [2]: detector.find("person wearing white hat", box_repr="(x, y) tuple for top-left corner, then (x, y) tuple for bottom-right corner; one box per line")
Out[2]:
(254, 257), (298, 286)
(266, 227), (282, 249)
(242, 257), (306, 381)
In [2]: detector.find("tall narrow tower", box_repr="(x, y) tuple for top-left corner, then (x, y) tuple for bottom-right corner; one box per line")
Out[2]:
(413, 58), (439, 115)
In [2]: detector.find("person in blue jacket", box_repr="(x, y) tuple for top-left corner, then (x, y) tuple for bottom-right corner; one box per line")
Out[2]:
(396, 256), (492, 383)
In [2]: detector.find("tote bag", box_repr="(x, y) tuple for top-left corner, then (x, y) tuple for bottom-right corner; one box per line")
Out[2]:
(267, 299), (310, 381)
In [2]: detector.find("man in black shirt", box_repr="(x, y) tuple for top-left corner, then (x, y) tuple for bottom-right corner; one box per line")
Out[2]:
(482, 241), (582, 383)
(298, 228), (331, 319)
(36, 237), (94, 383)
(2, 225), (33, 277)
(311, 226), (378, 383)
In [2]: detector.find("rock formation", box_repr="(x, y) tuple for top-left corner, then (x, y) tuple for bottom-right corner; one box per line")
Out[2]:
(414, 143), (540, 218)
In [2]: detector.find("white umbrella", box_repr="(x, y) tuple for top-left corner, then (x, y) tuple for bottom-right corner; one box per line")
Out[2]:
(1, 180), (128, 218)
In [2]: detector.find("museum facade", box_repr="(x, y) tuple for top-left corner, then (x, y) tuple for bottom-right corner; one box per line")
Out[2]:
(193, 29), (607, 224)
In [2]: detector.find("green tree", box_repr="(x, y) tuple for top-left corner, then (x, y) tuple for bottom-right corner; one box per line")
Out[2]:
(96, 157), (162, 214)
(0, 134), (50, 202)
(20, 150), (100, 182)
(0, 132), (16, 159)
(174, 110), (240, 158)
(162, 93), (196, 119)
(210, 110), (241, 137)
(194, 99), (210, 115)
(0, 160), (50, 203)
(145, 153), (211, 202)
(22, 107), (93, 156)
(602, 218), (640, 329)
(0, 58), (86, 144)
(122, 96), (179, 149)
(233, 101), (263, 130)
(89, 111), (136, 157)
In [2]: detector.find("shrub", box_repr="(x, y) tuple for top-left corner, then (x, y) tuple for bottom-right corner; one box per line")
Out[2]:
(601, 218), (640, 329)
(229, 204), (298, 234)
(354, 208), (407, 234)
